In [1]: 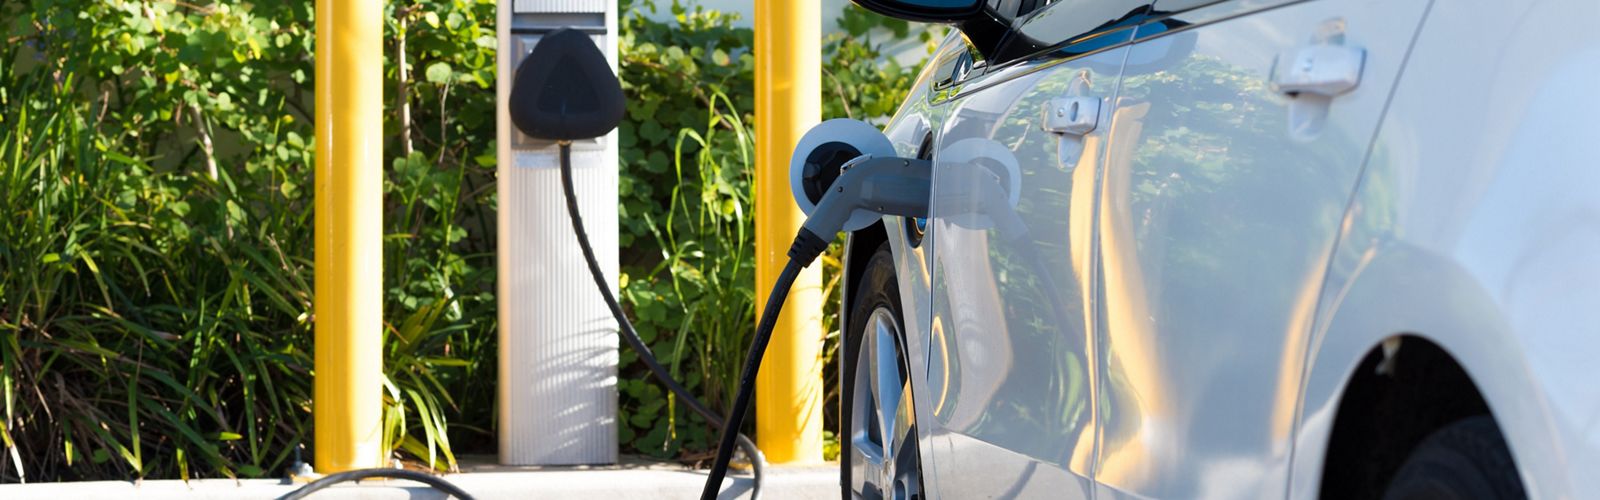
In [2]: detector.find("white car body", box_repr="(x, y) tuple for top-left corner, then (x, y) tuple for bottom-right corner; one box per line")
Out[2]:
(842, 0), (1600, 497)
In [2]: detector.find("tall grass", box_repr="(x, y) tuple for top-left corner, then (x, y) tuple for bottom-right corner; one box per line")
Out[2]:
(646, 92), (850, 457)
(0, 48), (317, 481)
(649, 90), (756, 414)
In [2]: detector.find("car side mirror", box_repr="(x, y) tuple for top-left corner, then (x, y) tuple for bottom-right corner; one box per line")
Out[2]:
(851, 0), (986, 21)
(851, 0), (1009, 61)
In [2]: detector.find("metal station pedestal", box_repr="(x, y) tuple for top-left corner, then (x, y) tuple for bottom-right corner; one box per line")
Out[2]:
(495, 0), (619, 466)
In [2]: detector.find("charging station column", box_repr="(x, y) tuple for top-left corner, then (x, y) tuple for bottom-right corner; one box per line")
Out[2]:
(495, 0), (619, 465)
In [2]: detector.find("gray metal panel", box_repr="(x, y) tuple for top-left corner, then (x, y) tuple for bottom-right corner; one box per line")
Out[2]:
(497, 144), (619, 466)
(498, 0), (620, 467)
(513, 0), (605, 14)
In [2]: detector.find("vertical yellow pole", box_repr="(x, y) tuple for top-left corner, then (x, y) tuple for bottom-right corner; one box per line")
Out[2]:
(754, 0), (824, 465)
(314, 0), (384, 472)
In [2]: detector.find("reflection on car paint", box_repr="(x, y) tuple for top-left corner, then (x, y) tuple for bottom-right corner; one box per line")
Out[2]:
(1091, 1), (1428, 497)
(924, 45), (1125, 499)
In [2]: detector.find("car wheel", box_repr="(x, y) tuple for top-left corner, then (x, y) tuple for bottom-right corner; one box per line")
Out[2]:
(1382, 415), (1528, 500)
(842, 242), (923, 500)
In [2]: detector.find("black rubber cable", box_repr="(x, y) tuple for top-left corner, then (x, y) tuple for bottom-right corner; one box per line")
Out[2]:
(558, 143), (767, 499)
(700, 257), (808, 500)
(278, 469), (475, 500)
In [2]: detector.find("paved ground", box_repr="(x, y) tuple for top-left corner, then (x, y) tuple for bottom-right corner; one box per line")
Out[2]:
(0, 456), (837, 499)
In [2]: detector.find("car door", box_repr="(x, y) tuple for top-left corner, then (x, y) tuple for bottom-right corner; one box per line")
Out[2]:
(1091, 0), (1431, 498)
(921, 1), (1148, 497)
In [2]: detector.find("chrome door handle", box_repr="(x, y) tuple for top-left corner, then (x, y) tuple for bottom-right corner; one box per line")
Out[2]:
(1043, 96), (1100, 171)
(1042, 96), (1100, 136)
(1272, 44), (1365, 97)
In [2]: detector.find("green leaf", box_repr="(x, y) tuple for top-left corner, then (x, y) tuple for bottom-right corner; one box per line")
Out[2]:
(425, 62), (453, 84)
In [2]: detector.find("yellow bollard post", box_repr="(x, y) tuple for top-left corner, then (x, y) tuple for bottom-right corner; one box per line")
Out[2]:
(313, 0), (385, 472)
(754, 0), (825, 465)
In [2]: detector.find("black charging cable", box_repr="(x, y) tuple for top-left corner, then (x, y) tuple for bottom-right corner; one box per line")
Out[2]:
(697, 154), (928, 500)
(698, 256), (811, 500)
(278, 468), (474, 500)
(557, 142), (769, 499)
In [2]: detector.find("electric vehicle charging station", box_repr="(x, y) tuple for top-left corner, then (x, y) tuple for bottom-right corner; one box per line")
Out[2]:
(488, 0), (928, 491)
(495, 0), (620, 466)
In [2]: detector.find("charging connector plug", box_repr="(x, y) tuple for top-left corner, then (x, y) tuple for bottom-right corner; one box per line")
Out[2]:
(789, 155), (933, 265)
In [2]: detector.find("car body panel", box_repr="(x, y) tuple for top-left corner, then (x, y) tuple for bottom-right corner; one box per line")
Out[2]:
(853, 0), (1600, 498)
(1092, 0), (1429, 497)
(1291, 0), (1600, 498)
(924, 42), (1127, 498)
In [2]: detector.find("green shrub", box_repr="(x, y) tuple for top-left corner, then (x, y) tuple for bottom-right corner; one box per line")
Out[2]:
(1, 0), (497, 480)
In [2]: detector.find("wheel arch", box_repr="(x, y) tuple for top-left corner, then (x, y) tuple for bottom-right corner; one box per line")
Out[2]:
(841, 220), (893, 344)
(1288, 245), (1560, 499)
(1310, 334), (1497, 499)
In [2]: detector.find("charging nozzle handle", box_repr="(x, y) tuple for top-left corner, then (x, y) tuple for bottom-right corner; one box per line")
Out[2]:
(797, 155), (934, 254)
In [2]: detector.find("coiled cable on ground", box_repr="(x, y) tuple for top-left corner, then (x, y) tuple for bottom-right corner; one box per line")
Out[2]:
(279, 468), (475, 500)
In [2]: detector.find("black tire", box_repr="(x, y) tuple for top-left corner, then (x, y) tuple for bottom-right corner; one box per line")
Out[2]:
(841, 242), (922, 500)
(1381, 416), (1527, 500)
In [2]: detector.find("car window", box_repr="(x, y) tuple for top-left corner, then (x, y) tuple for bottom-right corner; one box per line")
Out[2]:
(1149, 0), (1227, 14)
(1012, 0), (1153, 45)
(987, 0), (1045, 19)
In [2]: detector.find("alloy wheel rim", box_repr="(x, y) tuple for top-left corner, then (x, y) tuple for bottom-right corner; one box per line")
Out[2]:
(850, 306), (920, 500)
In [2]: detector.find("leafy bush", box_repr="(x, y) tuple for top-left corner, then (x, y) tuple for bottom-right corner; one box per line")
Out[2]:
(1, 0), (497, 481)
(0, 0), (929, 482)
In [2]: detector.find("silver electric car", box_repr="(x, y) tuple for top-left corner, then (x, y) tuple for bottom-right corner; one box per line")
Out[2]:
(833, 0), (1600, 498)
